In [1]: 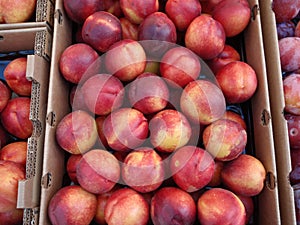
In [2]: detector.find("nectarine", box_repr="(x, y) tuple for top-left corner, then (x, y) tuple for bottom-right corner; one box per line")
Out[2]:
(76, 149), (120, 194)
(55, 110), (98, 154)
(48, 185), (97, 225)
(4, 57), (32, 96)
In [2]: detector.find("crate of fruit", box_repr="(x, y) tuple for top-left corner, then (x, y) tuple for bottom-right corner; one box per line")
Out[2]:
(0, 0), (55, 29)
(38, 0), (281, 224)
(260, 0), (300, 224)
(0, 25), (52, 224)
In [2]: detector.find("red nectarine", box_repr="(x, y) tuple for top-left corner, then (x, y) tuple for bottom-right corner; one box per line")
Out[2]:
(221, 154), (266, 197)
(149, 109), (192, 153)
(81, 74), (125, 116)
(55, 110), (98, 154)
(48, 185), (97, 225)
(151, 186), (197, 225)
(59, 43), (100, 84)
(185, 14), (226, 60)
(0, 160), (25, 213)
(82, 11), (122, 52)
(1, 97), (33, 139)
(76, 149), (120, 194)
(103, 108), (149, 151)
(180, 79), (226, 125)
(120, 0), (159, 24)
(105, 188), (150, 225)
(197, 188), (246, 225)
(128, 72), (169, 114)
(105, 39), (146, 82)
(203, 119), (247, 161)
(4, 57), (32, 96)
(0, 80), (11, 112)
(170, 145), (215, 192)
(122, 147), (164, 193)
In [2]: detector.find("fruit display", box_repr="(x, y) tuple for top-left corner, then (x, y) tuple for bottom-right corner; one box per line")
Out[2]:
(41, 0), (274, 224)
(0, 56), (33, 225)
(270, 0), (300, 223)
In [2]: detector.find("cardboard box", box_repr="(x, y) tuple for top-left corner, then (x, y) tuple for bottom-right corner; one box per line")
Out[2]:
(0, 0), (54, 29)
(0, 25), (52, 224)
(259, 0), (297, 224)
(37, 0), (281, 224)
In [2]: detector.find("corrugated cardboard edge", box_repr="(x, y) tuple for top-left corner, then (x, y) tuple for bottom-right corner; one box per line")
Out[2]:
(0, 21), (49, 30)
(0, 0), (54, 29)
(35, 0), (55, 28)
(259, 0), (296, 224)
(0, 26), (53, 224)
(38, 0), (73, 224)
(19, 53), (51, 224)
(245, 0), (281, 224)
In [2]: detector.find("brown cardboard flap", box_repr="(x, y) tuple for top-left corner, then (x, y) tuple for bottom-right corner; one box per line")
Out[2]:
(259, 0), (296, 224)
(246, 1), (276, 172)
(26, 54), (49, 83)
(17, 172), (38, 208)
(26, 54), (50, 128)
(17, 54), (50, 211)
(17, 61), (50, 209)
(0, 28), (38, 52)
(0, 26), (52, 61)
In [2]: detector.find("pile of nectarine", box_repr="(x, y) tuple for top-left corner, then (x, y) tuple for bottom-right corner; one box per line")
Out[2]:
(49, 0), (267, 224)
(273, 0), (300, 222)
(0, 56), (34, 224)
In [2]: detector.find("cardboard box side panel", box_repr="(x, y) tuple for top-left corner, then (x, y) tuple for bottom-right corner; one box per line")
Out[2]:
(17, 55), (50, 209)
(38, 1), (73, 224)
(245, 1), (276, 171)
(259, 0), (296, 224)
(0, 29), (37, 52)
(27, 55), (51, 124)
(244, 0), (280, 224)
(0, 26), (52, 57)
